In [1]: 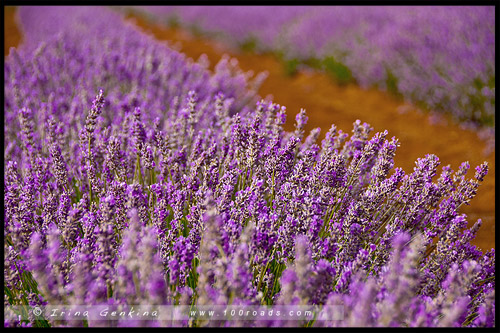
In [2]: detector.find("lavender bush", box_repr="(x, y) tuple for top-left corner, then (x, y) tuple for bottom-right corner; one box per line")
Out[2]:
(4, 6), (495, 328)
(130, 6), (495, 136)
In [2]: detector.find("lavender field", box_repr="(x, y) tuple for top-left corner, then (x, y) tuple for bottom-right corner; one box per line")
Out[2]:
(133, 6), (495, 139)
(4, 6), (495, 328)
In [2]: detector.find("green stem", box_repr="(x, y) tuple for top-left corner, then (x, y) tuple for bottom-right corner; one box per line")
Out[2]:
(257, 246), (277, 302)
(135, 154), (142, 184)
(88, 138), (93, 202)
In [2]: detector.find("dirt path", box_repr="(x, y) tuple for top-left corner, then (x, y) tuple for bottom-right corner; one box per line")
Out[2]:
(4, 8), (494, 251)
(4, 7), (22, 56)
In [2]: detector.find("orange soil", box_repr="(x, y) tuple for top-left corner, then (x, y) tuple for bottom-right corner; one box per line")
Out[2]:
(4, 7), (22, 56)
(4, 8), (495, 252)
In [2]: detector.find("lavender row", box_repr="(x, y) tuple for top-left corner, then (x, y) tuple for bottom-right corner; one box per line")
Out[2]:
(6, 6), (266, 157)
(131, 6), (495, 132)
(4, 6), (495, 327)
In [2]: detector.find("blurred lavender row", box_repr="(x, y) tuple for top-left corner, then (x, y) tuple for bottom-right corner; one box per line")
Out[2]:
(4, 6), (494, 328)
(6, 6), (266, 147)
(132, 6), (495, 133)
